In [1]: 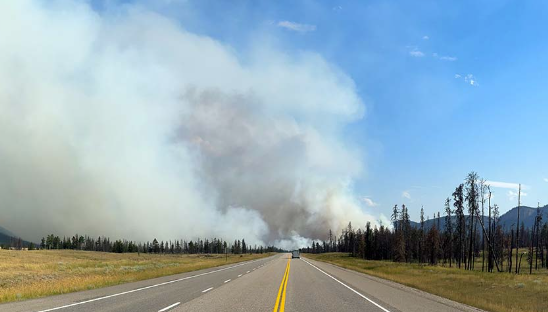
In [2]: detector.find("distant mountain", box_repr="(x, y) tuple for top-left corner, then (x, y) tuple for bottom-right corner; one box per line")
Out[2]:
(0, 225), (35, 247)
(0, 225), (16, 237)
(498, 205), (548, 229)
(400, 205), (548, 232)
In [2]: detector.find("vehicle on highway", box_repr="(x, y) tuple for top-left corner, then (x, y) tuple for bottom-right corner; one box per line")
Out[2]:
(291, 250), (300, 259)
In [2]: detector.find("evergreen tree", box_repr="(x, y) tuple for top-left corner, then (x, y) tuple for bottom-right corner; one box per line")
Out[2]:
(419, 206), (425, 263)
(465, 172), (479, 270)
(426, 225), (441, 265)
(444, 198), (453, 267)
(152, 239), (160, 254)
(453, 184), (465, 268)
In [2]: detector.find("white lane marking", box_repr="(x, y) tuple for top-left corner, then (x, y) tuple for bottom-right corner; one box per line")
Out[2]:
(238, 274), (242, 277)
(158, 302), (180, 312)
(301, 258), (391, 312)
(253, 268), (256, 271)
(224, 279), (231, 283)
(202, 287), (214, 293)
(35, 258), (271, 312)
(246, 271), (250, 273)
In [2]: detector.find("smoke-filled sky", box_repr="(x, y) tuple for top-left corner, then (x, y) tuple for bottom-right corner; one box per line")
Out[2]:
(0, 0), (381, 248)
(2, 0), (548, 247)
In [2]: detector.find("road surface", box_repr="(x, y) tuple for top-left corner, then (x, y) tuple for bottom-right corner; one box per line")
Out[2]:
(0, 254), (483, 312)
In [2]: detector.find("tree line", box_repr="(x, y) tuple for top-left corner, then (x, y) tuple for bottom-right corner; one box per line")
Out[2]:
(303, 172), (547, 274)
(1, 237), (37, 250)
(38, 234), (282, 254)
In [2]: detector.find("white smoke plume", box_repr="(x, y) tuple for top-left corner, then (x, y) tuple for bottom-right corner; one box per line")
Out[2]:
(0, 1), (377, 247)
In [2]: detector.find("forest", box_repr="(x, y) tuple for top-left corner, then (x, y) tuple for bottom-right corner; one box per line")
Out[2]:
(305, 172), (547, 274)
(33, 235), (281, 255)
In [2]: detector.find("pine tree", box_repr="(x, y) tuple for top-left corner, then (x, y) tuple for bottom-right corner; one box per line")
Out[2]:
(444, 198), (453, 267)
(465, 172), (479, 270)
(426, 224), (441, 265)
(453, 184), (465, 269)
(152, 239), (160, 254)
(329, 229), (333, 252)
(419, 206), (425, 263)
(391, 205), (399, 229)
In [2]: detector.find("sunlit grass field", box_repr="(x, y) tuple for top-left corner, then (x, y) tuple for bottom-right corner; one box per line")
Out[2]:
(0, 250), (272, 303)
(306, 253), (548, 312)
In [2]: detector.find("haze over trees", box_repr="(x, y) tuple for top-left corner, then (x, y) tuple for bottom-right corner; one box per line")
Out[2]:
(305, 172), (548, 274)
(37, 234), (281, 255)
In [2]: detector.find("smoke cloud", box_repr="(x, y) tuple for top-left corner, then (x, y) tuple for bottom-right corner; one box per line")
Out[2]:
(0, 1), (377, 248)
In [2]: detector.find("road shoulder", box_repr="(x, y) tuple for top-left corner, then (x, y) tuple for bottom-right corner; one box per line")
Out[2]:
(303, 256), (486, 312)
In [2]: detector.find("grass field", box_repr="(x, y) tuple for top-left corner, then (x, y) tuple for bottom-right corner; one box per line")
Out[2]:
(0, 250), (272, 303)
(305, 253), (548, 312)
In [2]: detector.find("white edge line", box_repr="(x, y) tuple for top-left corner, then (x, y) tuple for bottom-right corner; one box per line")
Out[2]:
(158, 302), (180, 312)
(202, 287), (214, 293)
(238, 274), (242, 277)
(246, 271), (250, 273)
(224, 279), (231, 283)
(301, 258), (391, 312)
(35, 257), (270, 312)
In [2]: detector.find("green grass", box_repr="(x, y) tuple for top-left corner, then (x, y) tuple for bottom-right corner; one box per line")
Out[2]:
(0, 250), (272, 303)
(305, 253), (548, 312)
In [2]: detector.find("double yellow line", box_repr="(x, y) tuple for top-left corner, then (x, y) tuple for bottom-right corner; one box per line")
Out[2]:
(272, 258), (291, 312)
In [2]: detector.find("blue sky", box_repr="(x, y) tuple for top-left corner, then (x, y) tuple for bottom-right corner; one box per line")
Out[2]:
(92, 0), (548, 221)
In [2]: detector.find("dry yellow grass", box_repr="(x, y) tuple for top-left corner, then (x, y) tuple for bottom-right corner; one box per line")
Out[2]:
(306, 253), (548, 312)
(0, 250), (272, 303)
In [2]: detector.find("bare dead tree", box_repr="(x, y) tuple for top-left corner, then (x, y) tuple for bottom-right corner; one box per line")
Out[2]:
(515, 184), (521, 274)
(530, 212), (535, 275)
(473, 203), (502, 272)
(480, 179), (486, 272)
(488, 187), (493, 272)
(535, 202), (542, 270)
(508, 226), (514, 273)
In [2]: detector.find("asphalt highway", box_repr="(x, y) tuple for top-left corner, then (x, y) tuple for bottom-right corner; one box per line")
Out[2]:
(0, 254), (484, 312)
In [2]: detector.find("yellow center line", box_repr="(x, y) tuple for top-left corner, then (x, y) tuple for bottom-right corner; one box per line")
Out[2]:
(273, 258), (291, 312)
(279, 259), (290, 312)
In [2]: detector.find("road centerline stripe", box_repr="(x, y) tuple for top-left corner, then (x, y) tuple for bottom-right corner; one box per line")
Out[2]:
(202, 287), (214, 293)
(301, 258), (391, 312)
(273, 258), (291, 312)
(279, 260), (290, 312)
(158, 302), (180, 312)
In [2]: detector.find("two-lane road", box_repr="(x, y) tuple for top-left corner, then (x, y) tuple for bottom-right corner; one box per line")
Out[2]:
(0, 254), (484, 312)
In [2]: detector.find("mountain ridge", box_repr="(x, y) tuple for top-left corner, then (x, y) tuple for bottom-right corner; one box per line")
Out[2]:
(0, 225), (35, 247)
(404, 205), (548, 232)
